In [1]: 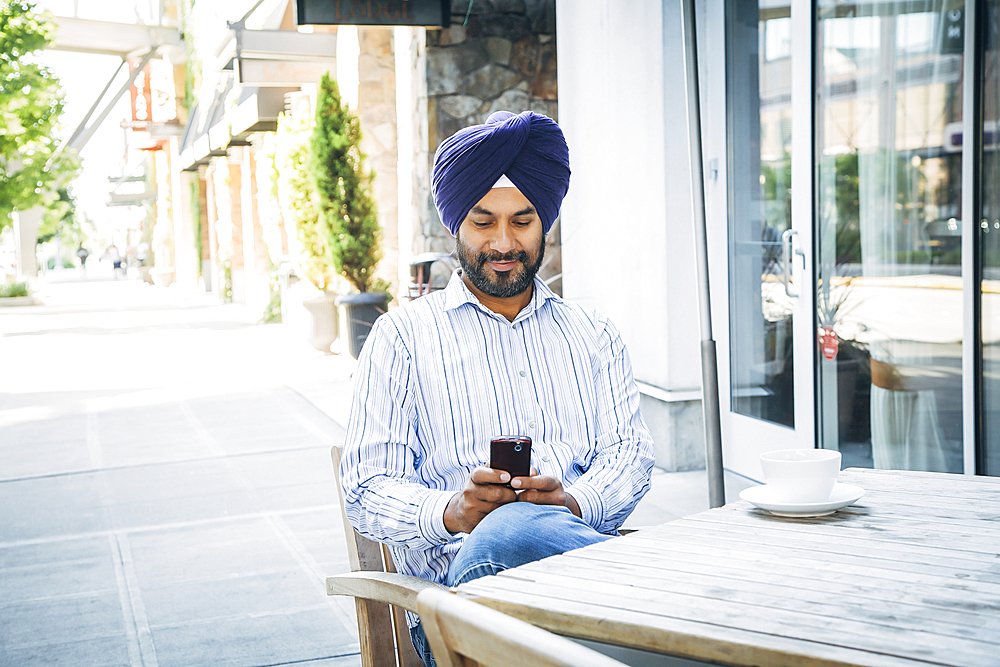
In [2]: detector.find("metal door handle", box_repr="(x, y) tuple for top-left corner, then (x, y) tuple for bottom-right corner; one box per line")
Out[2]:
(781, 229), (805, 298)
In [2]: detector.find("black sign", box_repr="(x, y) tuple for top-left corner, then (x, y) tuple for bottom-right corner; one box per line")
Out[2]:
(941, 8), (963, 55)
(297, 0), (450, 27)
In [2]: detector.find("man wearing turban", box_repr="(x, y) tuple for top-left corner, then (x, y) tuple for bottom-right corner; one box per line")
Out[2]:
(341, 111), (654, 665)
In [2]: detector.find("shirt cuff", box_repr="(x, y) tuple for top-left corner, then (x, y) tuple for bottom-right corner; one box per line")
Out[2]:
(565, 483), (604, 531)
(419, 488), (462, 545)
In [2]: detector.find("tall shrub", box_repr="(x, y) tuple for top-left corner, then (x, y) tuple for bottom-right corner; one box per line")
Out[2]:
(309, 73), (383, 293)
(275, 100), (335, 291)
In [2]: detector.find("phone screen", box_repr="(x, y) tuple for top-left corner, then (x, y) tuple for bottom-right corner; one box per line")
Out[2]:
(490, 436), (532, 479)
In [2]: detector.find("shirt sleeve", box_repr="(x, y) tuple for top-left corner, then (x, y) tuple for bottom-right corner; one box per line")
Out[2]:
(564, 320), (655, 534)
(340, 316), (463, 550)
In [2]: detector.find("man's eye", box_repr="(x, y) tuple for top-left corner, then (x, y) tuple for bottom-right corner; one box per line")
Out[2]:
(512, 220), (532, 227)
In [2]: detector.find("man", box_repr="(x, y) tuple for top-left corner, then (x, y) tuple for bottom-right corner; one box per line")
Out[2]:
(340, 110), (654, 665)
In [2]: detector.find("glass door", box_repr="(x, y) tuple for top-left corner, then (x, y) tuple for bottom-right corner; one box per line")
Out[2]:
(721, 0), (817, 479)
(814, 1), (965, 472)
(982, 0), (1000, 475)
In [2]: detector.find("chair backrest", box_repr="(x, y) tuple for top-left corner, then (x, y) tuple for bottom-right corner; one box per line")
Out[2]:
(416, 588), (629, 667)
(331, 446), (424, 667)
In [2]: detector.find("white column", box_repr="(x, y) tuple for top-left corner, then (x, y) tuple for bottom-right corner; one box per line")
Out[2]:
(13, 207), (43, 280)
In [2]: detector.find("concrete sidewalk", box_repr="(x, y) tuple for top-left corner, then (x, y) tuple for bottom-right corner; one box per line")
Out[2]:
(0, 276), (755, 667)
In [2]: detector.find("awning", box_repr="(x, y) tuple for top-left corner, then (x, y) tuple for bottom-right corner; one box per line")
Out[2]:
(179, 22), (338, 171)
(217, 28), (338, 87)
(179, 80), (298, 171)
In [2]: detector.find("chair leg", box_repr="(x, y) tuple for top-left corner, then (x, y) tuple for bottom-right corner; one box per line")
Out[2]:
(356, 598), (398, 667)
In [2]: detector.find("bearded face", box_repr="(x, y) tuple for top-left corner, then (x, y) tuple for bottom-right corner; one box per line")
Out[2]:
(456, 228), (546, 298)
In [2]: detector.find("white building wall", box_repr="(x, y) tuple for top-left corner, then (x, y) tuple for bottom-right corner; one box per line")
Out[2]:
(557, 0), (705, 469)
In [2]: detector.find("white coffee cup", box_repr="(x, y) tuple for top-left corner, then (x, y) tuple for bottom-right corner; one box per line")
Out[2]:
(759, 449), (842, 504)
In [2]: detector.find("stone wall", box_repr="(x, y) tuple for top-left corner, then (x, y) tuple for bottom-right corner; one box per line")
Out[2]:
(417, 0), (561, 292)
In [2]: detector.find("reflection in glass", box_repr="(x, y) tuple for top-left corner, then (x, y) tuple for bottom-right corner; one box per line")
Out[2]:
(726, 0), (794, 428)
(816, 1), (963, 471)
(982, 0), (1000, 475)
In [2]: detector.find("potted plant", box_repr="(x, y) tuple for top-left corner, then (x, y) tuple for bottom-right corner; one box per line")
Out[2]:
(0, 280), (35, 306)
(275, 93), (340, 353)
(310, 73), (390, 359)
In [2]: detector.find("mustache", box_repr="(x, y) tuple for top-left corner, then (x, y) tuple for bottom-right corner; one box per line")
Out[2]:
(477, 250), (528, 268)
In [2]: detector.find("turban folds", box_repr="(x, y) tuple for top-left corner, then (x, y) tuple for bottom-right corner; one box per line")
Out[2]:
(432, 111), (571, 236)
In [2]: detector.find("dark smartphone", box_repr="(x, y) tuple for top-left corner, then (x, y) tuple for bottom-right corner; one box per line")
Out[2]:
(489, 436), (532, 480)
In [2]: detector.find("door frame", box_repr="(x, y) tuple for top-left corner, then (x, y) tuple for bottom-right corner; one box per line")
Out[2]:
(704, 0), (817, 481)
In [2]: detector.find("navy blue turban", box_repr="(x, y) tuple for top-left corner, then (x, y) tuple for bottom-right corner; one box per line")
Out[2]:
(432, 111), (571, 236)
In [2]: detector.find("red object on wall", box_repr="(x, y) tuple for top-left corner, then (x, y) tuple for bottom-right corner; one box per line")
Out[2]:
(129, 59), (153, 123)
(820, 326), (839, 361)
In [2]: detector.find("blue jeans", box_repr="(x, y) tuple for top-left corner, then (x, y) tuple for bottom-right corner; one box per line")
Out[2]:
(409, 502), (613, 667)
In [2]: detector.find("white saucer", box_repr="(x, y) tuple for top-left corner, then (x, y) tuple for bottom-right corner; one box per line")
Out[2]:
(739, 483), (865, 518)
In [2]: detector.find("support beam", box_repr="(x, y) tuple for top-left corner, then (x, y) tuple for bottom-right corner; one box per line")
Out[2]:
(64, 49), (158, 154)
(49, 16), (181, 59)
(63, 58), (126, 151)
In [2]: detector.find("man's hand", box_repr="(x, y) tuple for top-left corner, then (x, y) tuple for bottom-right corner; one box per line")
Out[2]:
(512, 469), (582, 517)
(443, 467), (517, 534)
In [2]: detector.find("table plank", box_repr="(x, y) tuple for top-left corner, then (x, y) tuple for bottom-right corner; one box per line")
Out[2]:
(456, 469), (1000, 667)
(693, 505), (1000, 555)
(641, 522), (1000, 582)
(459, 574), (995, 667)
(648, 519), (1000, 576)
(840, 469), (1000, 498)
(557, 541), (1000, 616)
(482, 566), (997, 661)
(516, 556), (1000, 635)
(456, 585), (935, 667)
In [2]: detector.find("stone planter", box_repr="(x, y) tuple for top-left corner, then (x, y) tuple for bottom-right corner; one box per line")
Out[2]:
(149, 267), (175, 287)
(0, 295), (36, 307)
(302, 292), (340, 353)
(337, 292), (391, 359)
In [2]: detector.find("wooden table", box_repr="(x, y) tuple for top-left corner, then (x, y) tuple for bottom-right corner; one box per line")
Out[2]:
(455, 469), (1000, 667)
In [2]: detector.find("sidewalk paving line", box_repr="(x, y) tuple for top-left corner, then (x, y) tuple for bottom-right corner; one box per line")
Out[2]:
(111, 531), (158, 667)
(0, 505), (340, 550)
(266, 514), (359, 641)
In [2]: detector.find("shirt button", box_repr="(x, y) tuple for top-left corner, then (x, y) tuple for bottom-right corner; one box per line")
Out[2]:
(529, 421), (536, 429)
(519, 370), (526, 377)
(542, 455), (550, 463)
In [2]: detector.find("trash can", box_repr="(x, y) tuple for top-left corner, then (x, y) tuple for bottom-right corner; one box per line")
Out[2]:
(337, 291), (391, 359)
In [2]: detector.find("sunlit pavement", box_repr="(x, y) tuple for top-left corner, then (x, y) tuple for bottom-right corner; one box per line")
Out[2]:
(0, 270), (754, 667)
(1, 272), (361, 667)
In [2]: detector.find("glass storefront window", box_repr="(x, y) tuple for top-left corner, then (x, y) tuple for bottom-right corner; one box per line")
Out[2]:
(727, 0), (795, 428)
(816, 1), (964, 472)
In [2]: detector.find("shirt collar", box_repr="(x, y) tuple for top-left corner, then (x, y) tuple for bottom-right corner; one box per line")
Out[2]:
(443, 268), (559, 323)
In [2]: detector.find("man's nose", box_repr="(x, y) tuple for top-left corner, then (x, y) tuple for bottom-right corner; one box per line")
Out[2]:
(490, 223), (515, 253)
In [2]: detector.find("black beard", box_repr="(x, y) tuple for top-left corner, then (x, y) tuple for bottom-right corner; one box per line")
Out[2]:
(456, 234), (546, 298)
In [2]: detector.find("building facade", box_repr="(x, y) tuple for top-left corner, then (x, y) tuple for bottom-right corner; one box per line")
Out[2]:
(557, 0), (999, 480)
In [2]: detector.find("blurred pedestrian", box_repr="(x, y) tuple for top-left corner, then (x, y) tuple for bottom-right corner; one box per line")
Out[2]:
(107, 244), (123, 279)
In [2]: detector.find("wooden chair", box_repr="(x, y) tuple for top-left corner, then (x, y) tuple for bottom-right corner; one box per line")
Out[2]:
(327, 446), (449, 667)
(416, 587), (629, 667)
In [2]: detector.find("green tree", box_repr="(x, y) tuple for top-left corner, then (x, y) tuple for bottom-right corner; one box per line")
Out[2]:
(36, 185), (74, 243)
(309, 73), (384, 293)
(834, 150), (861, 265)
(275, 103), (334, 291)
(0, 0), (78, 231)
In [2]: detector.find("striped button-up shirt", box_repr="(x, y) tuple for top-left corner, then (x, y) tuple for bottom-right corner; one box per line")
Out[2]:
(341, 270), (654, 593)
